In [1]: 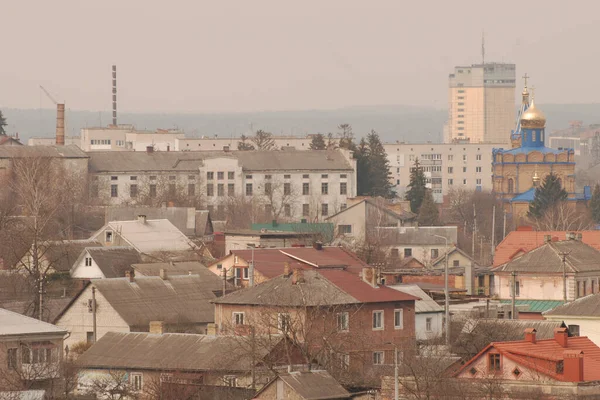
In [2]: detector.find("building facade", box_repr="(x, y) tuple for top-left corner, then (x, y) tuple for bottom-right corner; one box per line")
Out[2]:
(384, 142), (504, 202)
(447, 63), (516, 144)
(80, 126), (184, 152)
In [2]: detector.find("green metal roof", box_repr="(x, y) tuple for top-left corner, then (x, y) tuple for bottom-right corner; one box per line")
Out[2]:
(499, 299), (564, 313)
(251, 222), (334, 241)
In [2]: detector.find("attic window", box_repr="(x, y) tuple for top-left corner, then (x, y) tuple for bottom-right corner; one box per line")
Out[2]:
(105, 231), (113, 243)
(512, 368), (521, 377)
(469, 367), (477, 376)
(85, 257), (92, 267)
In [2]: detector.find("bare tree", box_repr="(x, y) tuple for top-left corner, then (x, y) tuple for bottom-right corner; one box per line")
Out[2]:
(80, 370), (139, 400)
(262, 177), (299, 222)
(529, 202), (592, 231)
(251, 130), (275, 150)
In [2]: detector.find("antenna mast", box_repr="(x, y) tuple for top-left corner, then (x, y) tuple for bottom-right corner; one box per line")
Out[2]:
(112, 65), (117, 126)
(481, 31), (485, 65)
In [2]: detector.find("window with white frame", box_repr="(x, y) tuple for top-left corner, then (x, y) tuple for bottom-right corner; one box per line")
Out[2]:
(131, 373), (143, 391)
(373, 351), (384, 365)
(426, 317), (433, 332)
(372, 311), (383, 330)
(85, 257), (92, 267)
(394, 309), (403, 329)
(337, 312), (349, 331)
(233, 312), (245, 325)
(338, 225), (352, 235)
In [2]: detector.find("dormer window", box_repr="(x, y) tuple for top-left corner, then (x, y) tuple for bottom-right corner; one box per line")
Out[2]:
(105, 231), (113, 243)
(85, 257), (92, 267)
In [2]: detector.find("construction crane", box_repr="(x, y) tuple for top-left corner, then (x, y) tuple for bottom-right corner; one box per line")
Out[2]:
(39, 85), (65, 146)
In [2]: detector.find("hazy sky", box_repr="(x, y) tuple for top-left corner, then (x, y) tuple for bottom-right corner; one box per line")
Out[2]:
(2, 0), (599, 113)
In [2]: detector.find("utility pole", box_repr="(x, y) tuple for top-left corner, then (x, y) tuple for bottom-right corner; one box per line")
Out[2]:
(503, 209), (507, 240)
(38, 279), (44, 321)
(472, 204), (476, 257)
(222, 267), (227, 297)
(511, 271), (517, 319)
(480, 236), (484, 264)
(251, 325), (256, 390)
(92, 287), (97, 343)
(491, 205), (496, 262)
(560, 252), (570, 302)
(394, 346), (399, 400)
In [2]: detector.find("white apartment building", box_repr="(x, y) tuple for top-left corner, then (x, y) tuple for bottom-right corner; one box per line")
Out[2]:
(384, 142), (506, 202)
(80, 125), (184, 152)
(447, 63), (516, 144)
(88, 148), (356, 222)
(175, 134), (337, 151)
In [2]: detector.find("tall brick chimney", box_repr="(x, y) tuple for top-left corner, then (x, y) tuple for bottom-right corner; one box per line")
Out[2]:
(563, 350), (584, 382)
(555, 327), (569, 347)
(524, 328), (537, 344)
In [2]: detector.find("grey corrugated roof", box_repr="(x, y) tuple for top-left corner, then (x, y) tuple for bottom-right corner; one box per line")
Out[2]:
(88, 149), (353, 173)
(42, 240), (102, 272)
(544, 293), (600, 317)
(0, 144), (87, 159)
(0, 308), (67, 337)
(131, 261), (219, 288)
(1, 298), (73, 323)
(76, 331), (285, 372)
(86, 247), (142, 278)
(389, 284), (443, 313)
(92, 275), (217, 326)
(195, 210), (213, 236)
(105, 206), (203, 236)
(494, 240), (600, 273)
(378, 226), (458, 246)
(278, 370), (351, 399)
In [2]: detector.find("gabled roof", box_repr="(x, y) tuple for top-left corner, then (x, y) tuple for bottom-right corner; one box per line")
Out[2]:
(0, 144), (87, 159)
(87, 275), (217, 326)
(494, 240), (600, 274)
(84, 247), (142, 278)
(105, 206), (212, 237)
(457, 333), (600, 382)
(389, 284), (443, 313)
(544, 293), (600, 317)
(222, 247), (369, 279)
(41, 240), (102, 272)
(494, 230), (600, 267)
(213, 269), (418, 306)
(76, 332), (287, 372)
(132, 261), (220, 282)
(431, 246), (479, 268)
(0, 308), (66, 337)
(1, 298), (73, 324)
(327, 198), (416, 222)
(269, 370), (351, 399)
(93, 219), (196, 253)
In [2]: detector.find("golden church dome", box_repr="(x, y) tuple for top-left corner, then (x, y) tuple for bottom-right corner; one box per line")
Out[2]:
(521, 99), (546, 129)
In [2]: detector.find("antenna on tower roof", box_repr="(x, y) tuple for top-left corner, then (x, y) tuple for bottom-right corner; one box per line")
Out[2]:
(481, 31), (485, 65)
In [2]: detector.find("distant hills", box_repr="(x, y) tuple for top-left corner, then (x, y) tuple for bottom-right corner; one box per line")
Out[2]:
(3, 103), (600, 145)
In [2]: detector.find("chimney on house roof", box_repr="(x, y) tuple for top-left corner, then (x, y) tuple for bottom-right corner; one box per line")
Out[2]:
(292, 268), (305, 285)
(524, 328), (537, 344)
(146, 145), (154, 154)
(313, 241), (323, 251)
(149, 321), (165, 334)
(223, 145), (230, 152)
(283, 262), (291, 277)
(137, 215), (147, 224)
(555, 327), (569, 347)
(362, 267), (377, 288)
(563, 350), (584, 382)
(160, 269), (168, 280)
(125, 270), (135, 283)
(567, 232), (577, 241)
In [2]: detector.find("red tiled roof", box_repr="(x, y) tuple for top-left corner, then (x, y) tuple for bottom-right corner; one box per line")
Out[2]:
(494, 231), (600, 267)
(318, 269), (419, 303)
(458, 335), (600, 382)
(229, 247), (369, 278)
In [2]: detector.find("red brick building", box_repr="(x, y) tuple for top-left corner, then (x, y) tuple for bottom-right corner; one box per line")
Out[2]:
(213, 267), (418, 385)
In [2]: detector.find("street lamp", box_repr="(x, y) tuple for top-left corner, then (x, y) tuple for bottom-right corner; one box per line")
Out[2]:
(431, 234), (450, 346)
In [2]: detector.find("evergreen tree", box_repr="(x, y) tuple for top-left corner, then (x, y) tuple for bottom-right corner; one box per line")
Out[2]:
(417, 190), (440, 226)
(590, 184), (600, 224)
(309, 133), (327, 150)
(355, 138), (371, 196)
(405, 158), (427, 214)
(365, 130), (394, 198)
(528, 172), (568, 219)
(0, 111), (6, 135)
(251, 130), (275, 150)
(237, 134), (255, 151)
(326, 132), (336, 149)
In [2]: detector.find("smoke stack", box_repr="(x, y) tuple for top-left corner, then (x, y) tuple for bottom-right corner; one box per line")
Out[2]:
(56, 104), (65, 145)
(112, 65), (117, 126)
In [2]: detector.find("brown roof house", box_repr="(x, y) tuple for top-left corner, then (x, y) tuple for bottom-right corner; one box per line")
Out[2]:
(0, 308), (67, 394)
(70, 246), (142, 279)
(213, 266), (418, 386)
(55, 272), (222, 349)
(75, 331), (305, 396)
(254, 370), (352, 400)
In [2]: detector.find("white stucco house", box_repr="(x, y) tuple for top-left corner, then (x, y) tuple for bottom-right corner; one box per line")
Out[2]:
(544, 293), (600, 346)
(389, 284), (444, 341)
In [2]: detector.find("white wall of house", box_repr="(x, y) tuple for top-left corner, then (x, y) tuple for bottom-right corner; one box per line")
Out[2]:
(70, 250), (105, 279)
(495, 274), (577, 301)
(544, 316), (600, 347)
(327, 201), (366, 239)
(126, 132), (184, 152)
(416, 312), (444, 341)
(55, 285), (130, 348)
(389, 245), (444, 266)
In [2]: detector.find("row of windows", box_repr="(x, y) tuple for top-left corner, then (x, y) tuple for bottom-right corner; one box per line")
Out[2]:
(244, 182), (347, 196)
(408, 153), (483, 162)
(207, 171), (235, 180)
(110, 175), (197, 181)
(7, 345), (59, 369)
(448, 179), (482, 186)
(448, 166), (484, 173)
(245, 173), (347, 180)
(90, 139), (111, 145)
(209, 202), (348, 220)
(106, 183), (200, 198)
